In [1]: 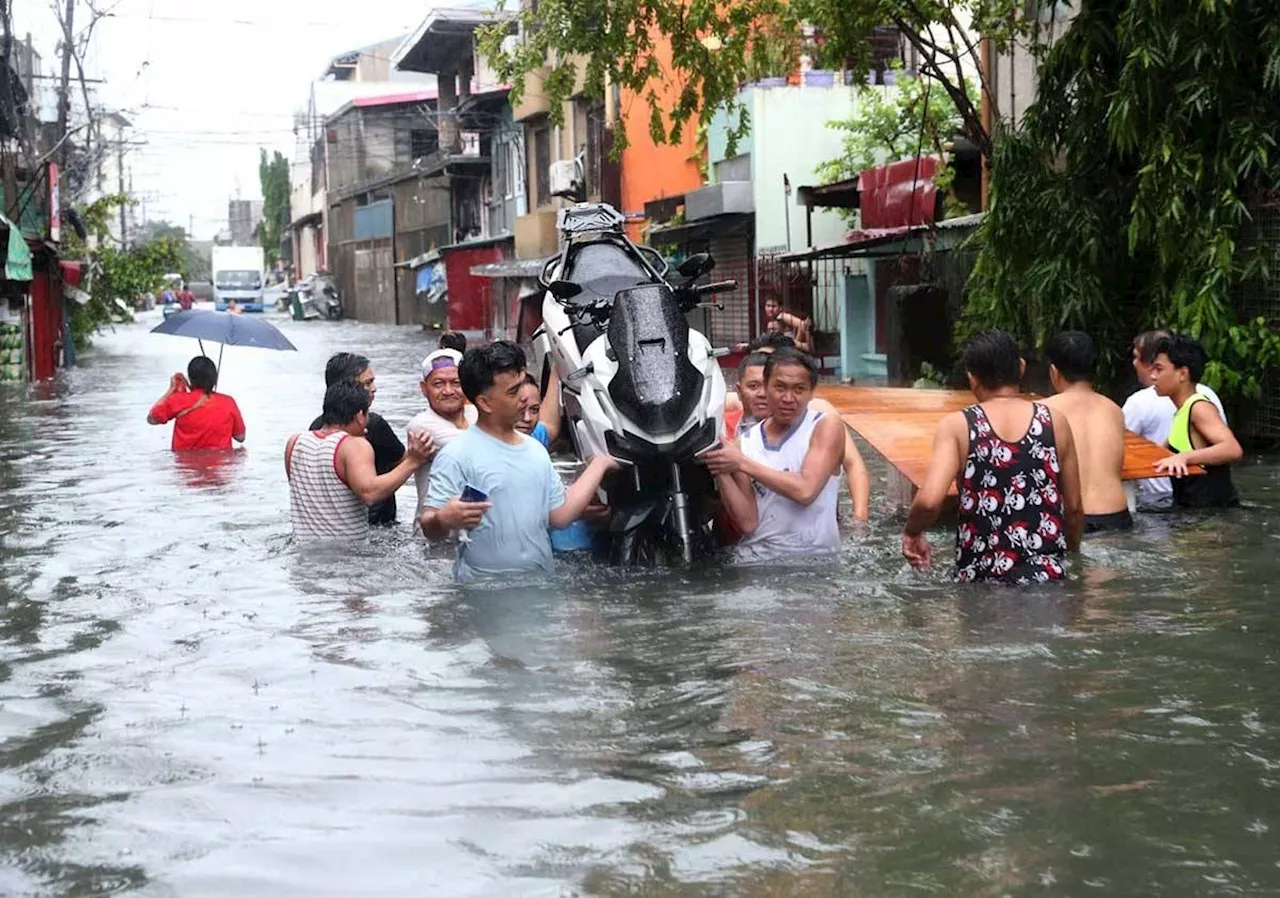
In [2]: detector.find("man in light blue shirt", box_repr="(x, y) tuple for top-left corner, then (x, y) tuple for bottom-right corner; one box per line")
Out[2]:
(419, 341), (615, 581)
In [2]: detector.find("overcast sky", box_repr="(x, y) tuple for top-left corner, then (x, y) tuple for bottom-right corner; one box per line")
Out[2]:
(16, 0), (429, 239)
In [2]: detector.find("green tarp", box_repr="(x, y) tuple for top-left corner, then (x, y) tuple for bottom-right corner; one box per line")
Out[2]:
(1, 214), (33, 281)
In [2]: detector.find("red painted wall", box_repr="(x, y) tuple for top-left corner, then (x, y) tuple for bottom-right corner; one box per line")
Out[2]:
(442, 244), (503, 335)
(28, 252), (63, 380)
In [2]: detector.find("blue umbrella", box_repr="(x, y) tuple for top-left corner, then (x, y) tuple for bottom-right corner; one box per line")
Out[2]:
(150, 310), (296, 368)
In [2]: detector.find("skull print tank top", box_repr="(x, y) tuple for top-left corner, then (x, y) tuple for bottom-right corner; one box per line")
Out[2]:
(955, 402), (1068, 584)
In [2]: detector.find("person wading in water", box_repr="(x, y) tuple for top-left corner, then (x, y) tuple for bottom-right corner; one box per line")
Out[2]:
(288, 381), (435, 542)
(310, 352), (404, 526)
(903, 330), (1084, 584)
(1150, 334), (1243, 508)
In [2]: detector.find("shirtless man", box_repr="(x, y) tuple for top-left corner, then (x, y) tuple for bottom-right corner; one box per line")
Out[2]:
(723, 333), (870, 520)
(1042, 331), (1132, 533)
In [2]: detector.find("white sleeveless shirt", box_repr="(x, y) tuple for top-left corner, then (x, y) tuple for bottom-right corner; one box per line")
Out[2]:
(288, 431), (369, 542)
(734, 409), (841, 562)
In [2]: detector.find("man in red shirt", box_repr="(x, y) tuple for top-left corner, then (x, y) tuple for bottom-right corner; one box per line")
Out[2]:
(147, 356), (246, 450)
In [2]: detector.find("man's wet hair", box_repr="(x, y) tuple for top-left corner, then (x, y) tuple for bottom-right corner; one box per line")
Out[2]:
(737, 351), (771, 381)
(1046, 331), (1095, 384)
(1153, 333), (1207, 383)
(188, 356), (218, 392)
(439, 331), (467, 353)
(747, 331), (796, 353)
(962, 330), (1023, 389)
(321, 380), (370, 426)
(1133, 328), (1172, 365)
(764, 347), (819, 388)
(459, 340), (527, 404)
(323, 352), (370, 387)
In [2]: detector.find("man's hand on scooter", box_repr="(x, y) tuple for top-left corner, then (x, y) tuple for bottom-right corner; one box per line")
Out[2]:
(700, 442), (747, 477)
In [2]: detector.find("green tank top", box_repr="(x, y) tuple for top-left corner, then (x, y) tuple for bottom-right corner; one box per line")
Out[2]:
(1168, 393), (1205, 453)
(1166, 392), (1239, 508)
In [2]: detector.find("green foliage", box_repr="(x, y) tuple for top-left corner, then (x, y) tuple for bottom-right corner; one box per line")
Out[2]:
(966, 0), (1280, 400)
(816, 68), (975, 221)
(62, 195), (183, 350)
(478, 0), (1026, 158)
(258, 149), (290, 265)
(135, 220), (211, 281)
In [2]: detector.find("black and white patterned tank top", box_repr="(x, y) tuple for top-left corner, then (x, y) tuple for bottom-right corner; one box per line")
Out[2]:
(955, 402), (1068, 584)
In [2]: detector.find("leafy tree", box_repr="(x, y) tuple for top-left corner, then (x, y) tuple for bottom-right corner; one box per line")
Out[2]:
(257, 149), (290, 265)
(966, 0), (1280, 400)
(816, 67), (976, 223)
(135, 220), (211, 281)
(62, 195), (183, 349)
(478, 0), (1028, 156)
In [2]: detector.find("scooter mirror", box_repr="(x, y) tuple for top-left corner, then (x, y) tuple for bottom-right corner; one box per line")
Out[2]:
(548, 279), (583, 300)
(677, 253), (714, 279)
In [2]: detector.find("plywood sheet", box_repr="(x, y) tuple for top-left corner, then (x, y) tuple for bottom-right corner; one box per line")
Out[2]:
(815, 385), (1191, 491)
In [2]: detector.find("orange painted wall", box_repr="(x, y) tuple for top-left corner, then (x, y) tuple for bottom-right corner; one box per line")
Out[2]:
(619, 35), (705, 242)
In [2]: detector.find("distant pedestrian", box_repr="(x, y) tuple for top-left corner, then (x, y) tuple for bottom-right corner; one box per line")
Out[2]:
(438, 331), (467, 354)
(309, 352), (404, 526)
(147, 356), (246, 451)
(288, 381), (434, 543)
(903, 330), (1084, 583)
(420, 341), (616, 581)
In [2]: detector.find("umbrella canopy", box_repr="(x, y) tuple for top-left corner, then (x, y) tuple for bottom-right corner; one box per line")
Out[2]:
(150, 310), (297, 351)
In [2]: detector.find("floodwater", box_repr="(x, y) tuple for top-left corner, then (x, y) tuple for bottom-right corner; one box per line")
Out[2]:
(2, 310), (1280, 897)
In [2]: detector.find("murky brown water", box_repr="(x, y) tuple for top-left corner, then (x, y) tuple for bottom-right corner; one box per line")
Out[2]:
(2, 309), (1280, 896)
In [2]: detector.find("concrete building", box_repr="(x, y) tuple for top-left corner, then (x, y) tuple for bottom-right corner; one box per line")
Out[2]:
(227, 199), (263, 247)
(287, 42), (435, 285)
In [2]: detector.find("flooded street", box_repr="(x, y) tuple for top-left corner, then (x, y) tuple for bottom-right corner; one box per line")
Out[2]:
(3, 311), (1280, 896)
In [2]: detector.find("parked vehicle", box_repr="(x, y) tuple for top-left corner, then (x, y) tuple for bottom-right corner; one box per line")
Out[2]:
(532, 203), (736, 565)
(289, 273), (342, 321)
(211, 247), (266, 313)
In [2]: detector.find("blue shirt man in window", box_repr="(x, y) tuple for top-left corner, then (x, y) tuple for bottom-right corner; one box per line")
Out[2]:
(419, 341), (615, 581)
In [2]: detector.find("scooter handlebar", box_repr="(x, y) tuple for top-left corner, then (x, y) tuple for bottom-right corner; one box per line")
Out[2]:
(695, 280), (737, 295)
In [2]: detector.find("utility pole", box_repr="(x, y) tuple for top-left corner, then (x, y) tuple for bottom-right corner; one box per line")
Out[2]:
(116, 131), (126, 245)
(55, 0), (75, 169)
(1, 0), (18, 220)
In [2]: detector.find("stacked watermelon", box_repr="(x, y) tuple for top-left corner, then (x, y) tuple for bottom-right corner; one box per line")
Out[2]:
(0, 323), (24, 381)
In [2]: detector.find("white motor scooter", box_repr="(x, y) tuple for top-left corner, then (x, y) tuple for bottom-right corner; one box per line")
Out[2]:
(532, 180), (736, 564)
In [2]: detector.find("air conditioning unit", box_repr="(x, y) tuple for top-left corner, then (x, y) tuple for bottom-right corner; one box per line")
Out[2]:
(549, 158), (584, 201)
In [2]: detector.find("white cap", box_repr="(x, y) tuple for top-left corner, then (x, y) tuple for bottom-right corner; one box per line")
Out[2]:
(420, 348), (462, 380)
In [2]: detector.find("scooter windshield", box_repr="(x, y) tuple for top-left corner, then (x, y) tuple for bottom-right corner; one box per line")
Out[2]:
(607, 284), (703, 436)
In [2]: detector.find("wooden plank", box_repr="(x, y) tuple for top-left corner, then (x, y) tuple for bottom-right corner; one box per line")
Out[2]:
(815, 385), (1192, 492)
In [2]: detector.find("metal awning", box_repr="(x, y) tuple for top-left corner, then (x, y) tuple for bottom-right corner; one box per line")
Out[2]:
(647, 212), (753, 244)
(290, 210), (322, 230)
(470, 257), (552, 279)
(780, 213), (984, 263)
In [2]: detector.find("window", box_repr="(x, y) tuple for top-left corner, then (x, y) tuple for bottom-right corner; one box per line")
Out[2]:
(532, 124), (551, 207)
(586, 106), (605, 198)
(410, 128), (437, 160)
